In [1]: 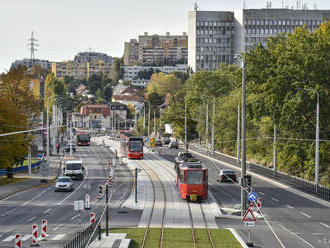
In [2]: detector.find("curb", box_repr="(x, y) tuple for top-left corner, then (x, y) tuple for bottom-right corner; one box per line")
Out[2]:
(228, 228), (249, 248)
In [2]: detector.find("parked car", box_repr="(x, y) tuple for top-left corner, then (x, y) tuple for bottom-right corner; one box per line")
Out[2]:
(64, 144), (76, 152)
(54, 176), (74, 192)
(168, 140), (178, 149)
(162, 137), (171, 145)
(155, 139), (163, 146)
(218, 169), (237, 183)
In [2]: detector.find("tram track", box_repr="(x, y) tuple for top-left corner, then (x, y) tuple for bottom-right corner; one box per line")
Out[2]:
(136, 159), (167, 248)
(145, 152), (215, 248)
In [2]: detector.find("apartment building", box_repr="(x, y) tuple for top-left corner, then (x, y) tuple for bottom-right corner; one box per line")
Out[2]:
(188, 8), (330, 72)
(123, 32), (188, 66)
(123, 64), (188, 87)
(52, 56), (113, 79)
(11, 58), (51, 71)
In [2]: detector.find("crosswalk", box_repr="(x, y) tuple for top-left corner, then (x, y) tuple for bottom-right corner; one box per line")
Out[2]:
(1, 233), (66, 242)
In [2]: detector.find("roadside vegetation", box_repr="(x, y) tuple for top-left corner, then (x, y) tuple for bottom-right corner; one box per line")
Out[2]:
(137, 22), (330, 186)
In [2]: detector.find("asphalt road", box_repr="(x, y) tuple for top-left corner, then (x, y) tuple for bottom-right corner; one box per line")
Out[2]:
(160, 146), (330, 248)
(0, 144), (135, 248)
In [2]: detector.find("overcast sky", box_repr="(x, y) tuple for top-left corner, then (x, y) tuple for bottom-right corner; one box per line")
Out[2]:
(1, 0), (329, 72)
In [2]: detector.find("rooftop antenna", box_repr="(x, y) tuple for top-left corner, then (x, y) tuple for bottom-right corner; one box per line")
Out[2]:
(281, 0), (284, 8)
(194, 2), (198, 11)
(243, 0), (246, 9)
(27, 31), (39, 66)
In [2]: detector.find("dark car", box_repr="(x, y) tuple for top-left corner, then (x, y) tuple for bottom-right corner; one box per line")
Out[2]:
(64, 144), (76, 152)
(162, 137), (171, 145)
(168, 140), (178, 149)
(175, 152), (195, 165)
(155, 139), (163, 146)
(218, 169), (237, 183)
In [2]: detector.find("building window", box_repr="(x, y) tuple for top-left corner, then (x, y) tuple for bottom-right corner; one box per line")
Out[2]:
(265, 20), (269, 25)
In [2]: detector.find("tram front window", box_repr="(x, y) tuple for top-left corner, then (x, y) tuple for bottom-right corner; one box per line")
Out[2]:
(129, 141), (143, 152)
(186, 170), (203, 184)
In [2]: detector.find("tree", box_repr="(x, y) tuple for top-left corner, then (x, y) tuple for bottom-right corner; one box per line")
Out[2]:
(0, 66), (39, 173)
(113, 58), (124, 82)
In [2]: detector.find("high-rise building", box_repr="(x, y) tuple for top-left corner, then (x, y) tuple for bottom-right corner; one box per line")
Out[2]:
(11, 58), (51, 71)
(188, 8), (330, 72)
(123, 32), (188, 66)
(74, 52), (113, 63)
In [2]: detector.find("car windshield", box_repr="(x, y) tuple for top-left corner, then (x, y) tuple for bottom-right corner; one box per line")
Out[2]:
(58, 178), (70, 183)
(66, 163), (82, 170)
(223, 170), (235, 174)
(186, 170), (203, 184)
(129, 141), (143, 152)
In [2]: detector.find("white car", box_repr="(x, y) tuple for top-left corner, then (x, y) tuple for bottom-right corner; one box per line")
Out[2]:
(54, 176), (74, 192)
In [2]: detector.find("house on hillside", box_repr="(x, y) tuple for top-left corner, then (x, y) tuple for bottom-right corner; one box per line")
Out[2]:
(111, 87), (143, 107)
(76, 84), (88, 96)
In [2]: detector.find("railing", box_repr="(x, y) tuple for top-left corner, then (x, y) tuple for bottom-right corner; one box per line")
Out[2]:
(191, 145), (330, 202)
(63, 217), (100, 248)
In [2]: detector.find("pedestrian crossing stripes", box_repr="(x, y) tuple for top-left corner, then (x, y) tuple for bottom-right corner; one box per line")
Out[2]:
(1, 234), (66, 242)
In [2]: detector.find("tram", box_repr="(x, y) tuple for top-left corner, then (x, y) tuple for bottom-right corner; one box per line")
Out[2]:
(176, 161), (208, 202)
(120, 132), (144, 159)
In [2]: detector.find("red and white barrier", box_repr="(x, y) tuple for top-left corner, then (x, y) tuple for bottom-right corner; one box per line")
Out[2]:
(14, 234), (21, 248)
(41, 219), (47, 239)
(257, 198), (262, 212)
(90, 212), (95, 224)
(32, 224), (38, 245)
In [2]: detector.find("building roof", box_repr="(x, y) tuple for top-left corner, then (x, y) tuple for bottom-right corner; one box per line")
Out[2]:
(81, 104), (109, 108)
(112, 95), (142, 102)
(76, 84), (87, 95)
(113, 84), (128, 95)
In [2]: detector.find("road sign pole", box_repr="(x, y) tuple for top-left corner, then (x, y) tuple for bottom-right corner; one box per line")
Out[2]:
(106, 183), (109, 236)
(135, 168), (138, 203)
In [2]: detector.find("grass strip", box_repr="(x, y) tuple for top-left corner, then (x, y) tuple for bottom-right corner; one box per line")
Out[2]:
(163, 228), (194, 248)
(111, 228), (145, 248)
(0, 178), (27, 186)
(195, 228), (212, 248)
(210, 229), (243, 248)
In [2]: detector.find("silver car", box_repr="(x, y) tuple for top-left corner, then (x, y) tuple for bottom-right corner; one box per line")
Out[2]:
(54, 176), (74, 192)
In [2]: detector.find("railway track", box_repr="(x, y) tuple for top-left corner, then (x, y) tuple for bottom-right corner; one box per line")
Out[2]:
(136, 159), (167, 248)
(145, 153), (215, 248)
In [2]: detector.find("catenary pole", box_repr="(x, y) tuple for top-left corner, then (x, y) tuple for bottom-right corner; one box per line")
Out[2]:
(237, 103), (240, 167)
(273, 124), (277, 176)
(241, 54), (247, 216)
(211, 99), (215, 156)
(205, 98), (209, 153)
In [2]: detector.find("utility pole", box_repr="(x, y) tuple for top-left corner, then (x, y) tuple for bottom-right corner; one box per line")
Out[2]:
(273, 124), (277, 176)
(148, 105), (150, 138)
(237, 103), (240, 167)
(205, 98), (209, 153)
(106, 184), (109, 236)
(153, 111), (156, 137)
(28, 132), (32, 176)
(143, 104), (146, 136)
(315, 91), (319, 187)
(184, 100), (187, 152)
(135, 168), (138, 203)
(69, 120), (73, 156)
(46, 101), (50, 159)
(240, 54), (247, 216)
(211, 99), (215, 156)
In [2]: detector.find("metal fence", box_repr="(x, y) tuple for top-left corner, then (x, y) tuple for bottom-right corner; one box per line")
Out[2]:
(192, 146), (330, 202)
(0, 160), (42, 176)
(63, 217), (100, 248)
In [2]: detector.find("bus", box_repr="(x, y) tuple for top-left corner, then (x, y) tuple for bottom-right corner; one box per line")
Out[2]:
(120, 132), (144, 159)
(76, 132), (91, 146)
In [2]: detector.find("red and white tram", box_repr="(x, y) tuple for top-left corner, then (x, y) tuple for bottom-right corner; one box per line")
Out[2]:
(120, 132), (144, 159)
(176, 161), (208, 202)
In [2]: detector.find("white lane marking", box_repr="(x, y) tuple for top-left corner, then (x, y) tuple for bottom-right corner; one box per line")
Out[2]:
(51, 234), (66, 240)
(3, 235), (16, 242)
(53, 224), (63, 231)
(27, 216), (36, 222)
(300, 211), (311, 218)
(70, 215), (78, 220)
(286, 204), (294, 209)
(22, 235), (32, 241)
(278, 223), (315, 248)
(43, 208), (52, 213)
(320, 222), (330, 228)
(311, 233), (323, 235)
(259, 192), (266, 196)
(272, 197), (279, 202)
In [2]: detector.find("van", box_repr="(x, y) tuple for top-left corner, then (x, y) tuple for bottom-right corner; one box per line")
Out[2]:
(64, 160), (85, 180)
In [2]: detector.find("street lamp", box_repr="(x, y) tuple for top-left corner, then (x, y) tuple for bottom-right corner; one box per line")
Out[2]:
(298, 88), (320, 186)
(235, 53), (247, 216)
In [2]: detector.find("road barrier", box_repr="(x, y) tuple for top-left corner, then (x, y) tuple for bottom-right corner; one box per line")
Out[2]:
(41, 219), (47, 240)
(31, 224), (38, 245)
(192, 145), (330, 202)
(90, 212), (95, 225)
(63, 217), (100, 248)
(0, 155), (43, 176)
(14, 234), (21, 248)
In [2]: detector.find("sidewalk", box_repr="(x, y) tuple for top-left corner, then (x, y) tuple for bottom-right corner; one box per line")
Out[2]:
(0, 155), (61, 201)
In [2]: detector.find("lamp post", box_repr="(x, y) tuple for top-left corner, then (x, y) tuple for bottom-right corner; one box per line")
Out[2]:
(299, 88), (320, 186)
(236, 53), (247, 216)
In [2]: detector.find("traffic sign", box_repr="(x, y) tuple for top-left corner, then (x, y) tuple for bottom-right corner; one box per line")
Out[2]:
(244, 221), (255, 228)
(248, 192), (258, 202)
(242, 208), (256, 222)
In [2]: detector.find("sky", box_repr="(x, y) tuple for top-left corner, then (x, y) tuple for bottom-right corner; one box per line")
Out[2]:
(1, 0), (329, 73)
